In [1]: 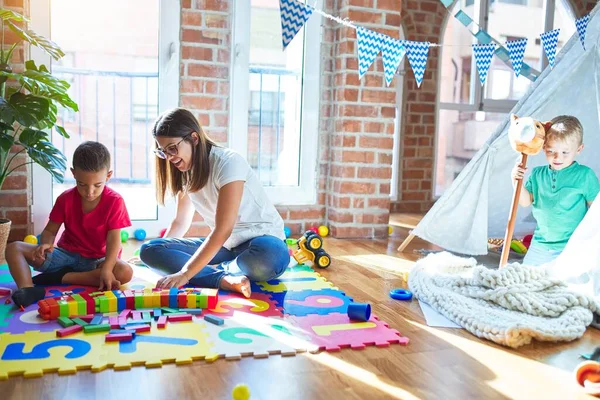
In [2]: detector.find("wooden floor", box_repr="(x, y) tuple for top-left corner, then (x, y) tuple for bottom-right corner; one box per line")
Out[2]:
(1, 215), (598, 399)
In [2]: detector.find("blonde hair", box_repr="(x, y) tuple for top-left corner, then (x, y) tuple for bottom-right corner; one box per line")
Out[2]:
(546, 115), (583, 146)
(152, 108), (218, 205)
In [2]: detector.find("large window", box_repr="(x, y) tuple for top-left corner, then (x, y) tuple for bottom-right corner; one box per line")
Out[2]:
(435, 0), (575, 196)
(230, 0), (321, 204)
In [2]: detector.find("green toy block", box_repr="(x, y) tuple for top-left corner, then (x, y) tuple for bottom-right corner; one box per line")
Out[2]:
(58, 300), (69, 317)
(99, 297), (109, 313)
(161, 307), (179, 314)
(197, 294), (208, 308)
(72, 318), (89, 326)
(72, 294), (86, 315)
(83, 323), (110, 333)
(57, 316), (74, 328)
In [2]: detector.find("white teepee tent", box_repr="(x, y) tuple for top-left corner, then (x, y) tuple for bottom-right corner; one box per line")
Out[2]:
(409, 4), (600, 256)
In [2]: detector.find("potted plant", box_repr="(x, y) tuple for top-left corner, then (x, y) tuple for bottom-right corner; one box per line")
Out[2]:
(0, 8), (77, 261)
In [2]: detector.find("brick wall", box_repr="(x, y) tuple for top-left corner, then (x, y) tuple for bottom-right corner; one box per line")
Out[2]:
(391, 0), (595, 213)
(0, 0), (31, 242)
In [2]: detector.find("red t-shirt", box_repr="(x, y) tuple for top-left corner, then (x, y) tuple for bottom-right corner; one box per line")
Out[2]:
(49, 186), (131, 259)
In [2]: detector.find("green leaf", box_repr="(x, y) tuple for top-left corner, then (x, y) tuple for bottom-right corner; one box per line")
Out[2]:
(7, 93), (50, 127)
(18, 128), (48, 146)
(0, 121), (14, 132)
(0, 9), (28, 23)
(54, 125), (70, 139)
(22, 140), (67, 183)
(6, 21), (64, 61)
(0, 97), (16, 125)
(0, 132), (14, 159)
(19, 62), (78, 111)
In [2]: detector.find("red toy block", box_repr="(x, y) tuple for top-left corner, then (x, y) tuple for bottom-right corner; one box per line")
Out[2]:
(79, 292), (96, 314)
(168, 313), (192, 322)
(177, 293), (187, 308)
(125, 324), (151, 333)
(161, 292), (170, 307)
(56, 325), (83, 337)
(0, 288), (11, 296)
(105, 333), (134, 342)
(46, 298), (60, 320)
(109, 316), (120, 329)
(124, 291), (135, 309)
(72, 314), (94, 323)
(38, 300), (51, 320)
(157, 316), (167, 329)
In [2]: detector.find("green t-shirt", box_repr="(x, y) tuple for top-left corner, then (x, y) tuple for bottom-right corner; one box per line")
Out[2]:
(524, 162), (600, 250)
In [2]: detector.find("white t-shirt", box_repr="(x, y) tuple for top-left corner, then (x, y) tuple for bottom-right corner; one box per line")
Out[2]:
(188, 146), (285, 249)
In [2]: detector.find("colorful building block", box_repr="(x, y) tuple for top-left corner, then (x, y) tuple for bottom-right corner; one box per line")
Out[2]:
(57, 316), (74, 328)
(56, 325), (83, 337)
(90, 315), (103, 325)
(71, 318), (89, 327)
(157, 316), (167, 329)
(125, 324), (151, 333)
(204, 314), (224, 325)
(168, 314), (192, 322)
(183, 308), (203, 315)
(105, 332), (134, 342)
(83, 324), (110, 333)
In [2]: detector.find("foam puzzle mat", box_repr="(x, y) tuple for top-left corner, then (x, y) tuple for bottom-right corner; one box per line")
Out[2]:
(0, 262), (408, 379)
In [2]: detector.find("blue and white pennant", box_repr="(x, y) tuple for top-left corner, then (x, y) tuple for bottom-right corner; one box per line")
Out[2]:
(505, 38), (527, 77)
(540, 28), (560, 69)
(279, 0), (313, 50)
(381, 36), (406, 86)
(405, 41), (430, 88)
(356, 27), (385, 79)
(575, 14), (590, 50)
(472, 43), (496, 85)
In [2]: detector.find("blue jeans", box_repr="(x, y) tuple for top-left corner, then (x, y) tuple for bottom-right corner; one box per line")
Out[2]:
(139, 235), (290, 288)
(38, 247), (105, 273)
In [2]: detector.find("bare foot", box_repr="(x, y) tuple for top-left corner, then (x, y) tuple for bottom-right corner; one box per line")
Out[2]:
(219, 275), (251, 298)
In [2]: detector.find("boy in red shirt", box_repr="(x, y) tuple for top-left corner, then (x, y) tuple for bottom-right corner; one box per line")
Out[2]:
(6, 141), (133, 307)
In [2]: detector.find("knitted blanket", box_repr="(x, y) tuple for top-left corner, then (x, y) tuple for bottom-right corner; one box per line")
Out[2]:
(408, 252), (599, 348)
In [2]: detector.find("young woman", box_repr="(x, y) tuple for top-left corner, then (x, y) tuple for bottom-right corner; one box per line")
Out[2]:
(139, 108), (289, 297)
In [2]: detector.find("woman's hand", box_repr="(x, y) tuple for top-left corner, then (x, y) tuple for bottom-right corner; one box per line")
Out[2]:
(156, 272), (189, 289)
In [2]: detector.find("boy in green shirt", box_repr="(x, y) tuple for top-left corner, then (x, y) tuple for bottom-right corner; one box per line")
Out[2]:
(512, 115), (600, 266)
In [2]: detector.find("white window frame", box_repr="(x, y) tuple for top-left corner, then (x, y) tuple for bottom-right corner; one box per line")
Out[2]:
(434, 0), (575, 198)
(30, 0), (180, 238)
(229, 0), (322, 205)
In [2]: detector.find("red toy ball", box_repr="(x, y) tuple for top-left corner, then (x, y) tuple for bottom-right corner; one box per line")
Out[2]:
(159, 228), (167, 238)
(309, 226), (318, 234)
(522, 234), (533, 249)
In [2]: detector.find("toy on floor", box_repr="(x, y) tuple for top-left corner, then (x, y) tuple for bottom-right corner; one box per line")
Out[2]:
(487, 238), (528, 254)
(317, 225), (329, 237)
(291, 230), (331, 269)
(134, 229), (147, 241)
(121, 231), (129, 243)
(389, 288), (412, 301)
(232, 384), (251, 400)
(37, 288), (219, 320)
(284, 226), (291, 238)
(575, 353), (600, 397)
(347, 303), (371, 321)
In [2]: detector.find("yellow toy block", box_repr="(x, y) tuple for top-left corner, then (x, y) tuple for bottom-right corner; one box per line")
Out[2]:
(187, 293), (197, 309)
(152, 292), (161, 307)
(68, 299), (78, 316)
(104, 291), (117, 313)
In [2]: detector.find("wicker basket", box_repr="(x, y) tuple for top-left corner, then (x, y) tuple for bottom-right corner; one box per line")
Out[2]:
(0, 219), (10, 264)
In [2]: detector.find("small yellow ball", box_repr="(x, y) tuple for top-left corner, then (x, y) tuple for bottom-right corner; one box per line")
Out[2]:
(317, 225), (329, 237)
(388, 226), (393, 235)
(232, 384), (250, 400)
(24, 235), (38, 245)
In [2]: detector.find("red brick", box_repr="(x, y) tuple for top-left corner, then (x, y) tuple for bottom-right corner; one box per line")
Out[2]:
(197, 113), (210, 126)
(181, 95), (224, 110)
(213, 113), (228, 128)
(341, 119), (362, 133)
(289, 209), (323, 220)
(182, 0), (191, 8)
(1, 175), (26, 190)
(205, 81), (218, 94)
(403, 169), (425, 179)
(218, 49), (231, 63)
(348, 0), (374, 6)
(187, 64), (228, 79)
(337, 88), (358, 102)
(380, 183), (391, 195)
(409, 103), (435, 113)
(381, 107), (395, 118)
(182, 29), (220, 45)
(357, 167), (392, 179)
(218, 81), (230, 95)
(0, 193), (27, 207)
(364, 74), (383, 87)
(330, 226), (372, 239)
(404, 159), (433, 169)
(386, 13), (402, 26)
(182, 11), (202, 26)
(420, 1), (439, 12)
(340, 105), (378, 118)
(364, 122), (384, 133)
(194, 0), (229, 12)
(329, 210), (354, 223)
(340, 182), (376, 194)
(342, 151), (375, 163)
(5, 210), (27, 225)
(378, 153), (393, 164)
(181, 79), (204, 93)
(331, 166), (356, 178)
(8, 226), (27, 243)
(359, 137), (394, 149)
(367, 198), (391, 209)
(182, 46), (213, 61)
(361, 89), (396, 103)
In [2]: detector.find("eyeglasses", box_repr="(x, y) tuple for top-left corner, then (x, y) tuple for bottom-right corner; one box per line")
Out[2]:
(153, 133), (192, 159)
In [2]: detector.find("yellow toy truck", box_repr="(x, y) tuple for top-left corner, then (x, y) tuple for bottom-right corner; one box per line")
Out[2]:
(292, 230), (331, 268)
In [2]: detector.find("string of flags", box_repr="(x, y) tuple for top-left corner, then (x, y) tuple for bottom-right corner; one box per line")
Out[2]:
(279, 0), (592, 87)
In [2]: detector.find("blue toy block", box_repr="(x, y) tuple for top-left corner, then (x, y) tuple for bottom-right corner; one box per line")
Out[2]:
(153, 308), (162, 319)
(116, 291), (126, 311)
(181, 308), (203, 315)
(204, 314), (224, 326)
(90, 315), (103, 325)
(110, 329), (136, 337)
(169, 288), (178, 309)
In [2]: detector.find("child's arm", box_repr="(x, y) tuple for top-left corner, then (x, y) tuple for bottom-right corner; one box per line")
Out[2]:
(99, 229), (122, 290)
(32, 221), (61, 262)
(511, 161), (533, 207)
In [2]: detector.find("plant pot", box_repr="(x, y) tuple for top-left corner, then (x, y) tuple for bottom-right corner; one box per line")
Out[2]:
(0, 219), (10, 264)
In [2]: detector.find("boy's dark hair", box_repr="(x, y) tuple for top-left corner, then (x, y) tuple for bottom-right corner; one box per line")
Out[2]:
(72, 141), (111, 172)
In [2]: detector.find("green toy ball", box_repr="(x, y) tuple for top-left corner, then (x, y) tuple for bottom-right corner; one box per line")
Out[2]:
(120, 231), (129, 243)
(134, 248), (140, 256)
(232, 384), (250, 400)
